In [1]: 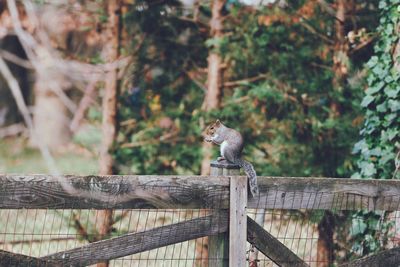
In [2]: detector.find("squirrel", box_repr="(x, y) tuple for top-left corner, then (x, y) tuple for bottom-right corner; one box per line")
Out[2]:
(203, 119), (259, 197)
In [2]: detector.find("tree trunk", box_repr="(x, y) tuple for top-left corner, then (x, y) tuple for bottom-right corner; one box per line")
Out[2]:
(317, 211), (335, 266)
(96, 1), (121, 267)
(332, 0), (349, 90)
(197, 1), (225, 266)
(200, 0), (225, 176)
(317, 1), (351, 265)
(31, 76), (71, 149)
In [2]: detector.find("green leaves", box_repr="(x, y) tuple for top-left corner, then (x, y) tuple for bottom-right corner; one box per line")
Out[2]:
(355, 0), (400, 180)
(350, 218), (367, 236)
(361, 95), (375, 107)
(351, 0), (400, 257)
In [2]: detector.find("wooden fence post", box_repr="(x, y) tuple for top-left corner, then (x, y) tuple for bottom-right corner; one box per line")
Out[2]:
(209, 160), (246, 267)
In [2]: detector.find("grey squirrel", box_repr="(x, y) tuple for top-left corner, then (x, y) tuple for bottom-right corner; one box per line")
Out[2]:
(204, 120), (259, 197)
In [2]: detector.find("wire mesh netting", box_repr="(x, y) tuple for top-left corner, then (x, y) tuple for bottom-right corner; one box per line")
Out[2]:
(246, 208), (400, 267)
(2, 208), (400, 266)
(0, 209), (215, 266)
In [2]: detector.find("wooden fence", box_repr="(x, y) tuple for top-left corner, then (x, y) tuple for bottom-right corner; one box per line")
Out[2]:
(1, 160), (400, 266)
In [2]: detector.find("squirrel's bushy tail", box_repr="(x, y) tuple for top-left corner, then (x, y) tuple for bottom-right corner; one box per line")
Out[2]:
(235, 158), (259, 197)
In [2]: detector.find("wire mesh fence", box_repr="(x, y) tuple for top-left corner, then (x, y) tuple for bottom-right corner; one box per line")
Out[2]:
(1, 175), (400, 266)
(247, 209), (400, 267)
(0, 209), (216, 266)
(1, 208), (400, 266)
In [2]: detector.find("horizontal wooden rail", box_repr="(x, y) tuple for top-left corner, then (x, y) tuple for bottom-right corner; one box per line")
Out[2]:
(253, 177), (400, 211)
(340, 247), (400, 267)
(42, 212), (228, 266)
(0, 175), (229, 209)
(1, 175), (400, 210)
(0, 249), (60, 267)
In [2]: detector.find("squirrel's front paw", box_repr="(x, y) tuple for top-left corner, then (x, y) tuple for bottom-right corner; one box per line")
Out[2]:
(217, 156), (225, 161)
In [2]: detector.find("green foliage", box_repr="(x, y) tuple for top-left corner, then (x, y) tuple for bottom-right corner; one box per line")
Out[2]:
(352, 0), (400, 180)
(349, 0), (399, 258)
(116, 0), (207, 175)
(214, 4), (369, 178)
(115, 1), (379, 181)
(349, 211), (394, 257)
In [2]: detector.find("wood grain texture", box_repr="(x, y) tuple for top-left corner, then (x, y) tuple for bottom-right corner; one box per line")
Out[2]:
(250, 177), (400, 211)
(229, 176), (247, 267)
(208, 227), (228, 267)
(0, 249), (60, 267)
(247, 216), (309, 267)
(42, 212), (228, 266)
(1, 175), (400, 210)
(340, 247), (400, 267)
(208, 163), (234, 267)
(0, 175), (229, 209)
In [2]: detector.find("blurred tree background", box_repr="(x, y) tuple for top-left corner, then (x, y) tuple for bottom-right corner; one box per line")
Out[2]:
(0, 0), (398, 266)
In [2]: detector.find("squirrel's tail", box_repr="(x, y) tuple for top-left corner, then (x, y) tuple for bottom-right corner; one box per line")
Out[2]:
(235, 158), (259, 197)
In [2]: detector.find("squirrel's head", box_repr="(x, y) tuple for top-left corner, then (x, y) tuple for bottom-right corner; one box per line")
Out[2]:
(204, 119), (222, 137)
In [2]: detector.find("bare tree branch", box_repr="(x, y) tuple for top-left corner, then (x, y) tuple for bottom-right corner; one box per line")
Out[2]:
(299, 19), (334, 44)
(0, 123), (26, 138)
(0, 49), (33, 69)
(7, 0), (77, 112)
(0, 41), (167, 208)
(69, 78), (98, 133)
(224, 74), (268, 88)
(317, 0), (337, 18)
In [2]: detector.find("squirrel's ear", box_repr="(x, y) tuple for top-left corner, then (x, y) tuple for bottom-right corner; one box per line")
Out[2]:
(216, 119), (221, 125)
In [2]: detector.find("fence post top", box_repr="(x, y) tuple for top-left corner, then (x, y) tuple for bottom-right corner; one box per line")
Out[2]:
(210, 159), (240, 170)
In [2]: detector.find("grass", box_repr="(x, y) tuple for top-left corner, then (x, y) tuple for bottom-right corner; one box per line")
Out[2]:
(0, 137), (98, 174)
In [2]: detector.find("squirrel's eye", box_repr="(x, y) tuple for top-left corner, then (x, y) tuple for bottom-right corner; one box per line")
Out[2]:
(210, 127), (214, 130)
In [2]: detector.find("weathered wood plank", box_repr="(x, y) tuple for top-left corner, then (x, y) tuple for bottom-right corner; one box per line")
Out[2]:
(1, 175), (400, 210)
(0, 175), (229, 209)
(229, 176), (247, 267)
(42, 212), (228, 266)
(0, 249), (60, 267)
(208, 223), (228, 267)
(250, 177), (400, 211)
(340, 247), (400, 267)
(208, 160), (237, 267)
(247, 216), (309, 267)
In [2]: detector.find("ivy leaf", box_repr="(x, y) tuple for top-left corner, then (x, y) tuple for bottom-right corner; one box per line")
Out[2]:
(367, 217), (380, 230)
(369, 147), (382, 156)
(378, 1), (387, 9)
(384, 86), (399, 98)
(386, 128), (398, 141)
(376, 102), (388, 112)
(388, 99), (400, 112)
(350, 218), (367, 236)
(353, 139), (368, 154)
(367, 56), (379, 68)
(361, 95), (375, 107)
(383, 113), (397, 126)
(361, 162), (377, 177)
(379, 150), (394, 165)
(366, 81), (385, 95)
